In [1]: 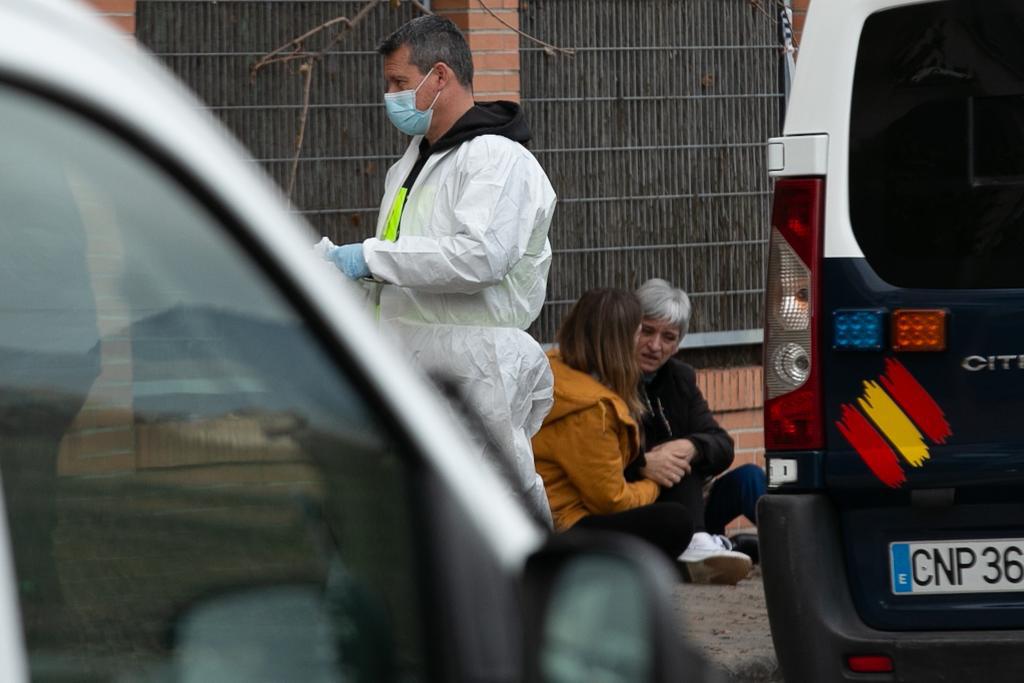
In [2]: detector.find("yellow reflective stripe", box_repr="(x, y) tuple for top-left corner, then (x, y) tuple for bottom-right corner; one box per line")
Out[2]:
(857, 381), (930, 467)
(382, 187), (408, 242)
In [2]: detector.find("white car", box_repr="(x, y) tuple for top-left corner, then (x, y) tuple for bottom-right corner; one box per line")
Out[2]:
(0, 1), (712, 681)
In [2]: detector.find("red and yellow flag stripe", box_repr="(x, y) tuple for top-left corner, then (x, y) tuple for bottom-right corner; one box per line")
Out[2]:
(835, 359), (952, 488)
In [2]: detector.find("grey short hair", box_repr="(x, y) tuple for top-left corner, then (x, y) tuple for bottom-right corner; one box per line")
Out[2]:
(636, 278), (692, 338)
(378, 15), (474, 88)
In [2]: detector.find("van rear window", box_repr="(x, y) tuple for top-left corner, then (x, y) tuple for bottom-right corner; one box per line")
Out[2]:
(850, 1), (1024, 288)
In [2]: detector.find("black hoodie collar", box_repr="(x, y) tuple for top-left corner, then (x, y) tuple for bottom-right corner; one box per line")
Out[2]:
(421, 100), (531, 156)
(390, 102), (532, 239)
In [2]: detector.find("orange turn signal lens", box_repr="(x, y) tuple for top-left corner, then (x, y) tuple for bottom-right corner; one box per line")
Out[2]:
(892, 309), (947, 352)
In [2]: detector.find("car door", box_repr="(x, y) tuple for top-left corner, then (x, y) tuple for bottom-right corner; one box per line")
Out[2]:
(0, 74), (528, 683)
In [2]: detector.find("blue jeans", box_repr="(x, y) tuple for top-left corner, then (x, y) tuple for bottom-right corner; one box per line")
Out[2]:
(704, 464), (767, 536)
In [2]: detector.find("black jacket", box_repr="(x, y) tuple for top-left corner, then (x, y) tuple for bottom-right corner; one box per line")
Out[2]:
(629, 358), (735, 481)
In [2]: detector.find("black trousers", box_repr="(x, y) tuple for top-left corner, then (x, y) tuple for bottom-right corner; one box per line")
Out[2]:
(657, 470), (707, 532)
(570, 472), (708, 560)
(573, 500), (694, 561)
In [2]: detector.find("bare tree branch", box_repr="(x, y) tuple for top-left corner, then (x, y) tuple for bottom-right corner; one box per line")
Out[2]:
(748, 0), (773, 19)
(250, 0), (572, 203)
(476, 0), (575, 57)
(250, 0), (381, 79)
(405, 0), (572, 57)
(408, 0), (432, 15)
(250, 0), (383, 200)
(285, 58), (316, 200)
(250, 16), (351, 79)
(320, 0), (392, 54)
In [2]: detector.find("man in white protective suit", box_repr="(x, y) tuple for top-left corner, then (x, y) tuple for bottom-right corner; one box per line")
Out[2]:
(315, 15), (557, 527)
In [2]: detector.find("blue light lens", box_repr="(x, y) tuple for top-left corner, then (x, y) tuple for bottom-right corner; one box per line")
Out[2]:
(833, 310), (884, 350)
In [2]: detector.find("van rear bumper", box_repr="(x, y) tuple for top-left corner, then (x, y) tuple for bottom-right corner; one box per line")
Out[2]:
(759, 493), (1024, 682)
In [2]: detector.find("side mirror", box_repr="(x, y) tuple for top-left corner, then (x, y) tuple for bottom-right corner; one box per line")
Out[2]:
(165, 582), (339, 682)
(164, 572), (396, 683)
(522, 531), (721, 683)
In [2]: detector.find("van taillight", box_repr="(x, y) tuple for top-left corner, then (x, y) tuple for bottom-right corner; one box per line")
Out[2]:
(765, 178), (824, 450)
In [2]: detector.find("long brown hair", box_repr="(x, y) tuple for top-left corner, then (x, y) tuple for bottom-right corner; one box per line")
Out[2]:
(557, 288), (645, 417)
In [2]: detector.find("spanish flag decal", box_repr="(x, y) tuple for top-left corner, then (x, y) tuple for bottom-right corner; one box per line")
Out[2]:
(835, 358), (952, 488)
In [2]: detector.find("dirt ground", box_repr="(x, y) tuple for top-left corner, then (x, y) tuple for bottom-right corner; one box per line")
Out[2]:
(672, 566), (784, 682)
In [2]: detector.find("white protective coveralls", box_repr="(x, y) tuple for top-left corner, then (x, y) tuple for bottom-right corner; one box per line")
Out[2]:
(362, 106), (557, 527)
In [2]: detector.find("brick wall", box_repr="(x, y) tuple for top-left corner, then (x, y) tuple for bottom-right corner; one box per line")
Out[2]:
(698, 365), (764, 469)
(433, 0), (520, 101)
(84, 0), (136, 34)
(791, 0), (810, 46)
(697, 365), (764, 531)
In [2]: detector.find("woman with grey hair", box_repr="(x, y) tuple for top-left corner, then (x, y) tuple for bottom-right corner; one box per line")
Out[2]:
(631, 279), (764, 584)
(636, 277), (692, 337)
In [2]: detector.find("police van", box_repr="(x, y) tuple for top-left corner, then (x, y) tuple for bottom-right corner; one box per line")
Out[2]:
(760, 0), (1024, 680)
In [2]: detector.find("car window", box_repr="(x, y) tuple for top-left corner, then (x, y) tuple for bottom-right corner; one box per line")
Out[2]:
(849, 0), (1024, 288)
(0, 83), (428, 682)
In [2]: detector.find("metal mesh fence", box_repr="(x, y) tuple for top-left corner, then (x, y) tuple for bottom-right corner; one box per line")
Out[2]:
(520, 0), (783, 343)
(136, 0), (416, 246)
(136, 0), (782, 346)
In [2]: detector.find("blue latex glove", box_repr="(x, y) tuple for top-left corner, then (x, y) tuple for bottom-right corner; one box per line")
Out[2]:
(329, 242), (371, 280)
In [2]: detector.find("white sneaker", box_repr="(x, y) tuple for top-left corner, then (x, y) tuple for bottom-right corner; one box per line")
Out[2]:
(678, 532), (753, 585)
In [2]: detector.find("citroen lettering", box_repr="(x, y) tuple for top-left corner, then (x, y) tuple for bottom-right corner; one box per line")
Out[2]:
(961, 355), (1024, 371)
(962, 355), (993, 371)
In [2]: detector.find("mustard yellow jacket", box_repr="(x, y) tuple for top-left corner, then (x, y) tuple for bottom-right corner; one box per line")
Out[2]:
(532, 350), (660, 531)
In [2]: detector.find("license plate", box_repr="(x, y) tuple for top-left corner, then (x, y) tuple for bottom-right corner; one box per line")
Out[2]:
(890, 539), (1024, 595)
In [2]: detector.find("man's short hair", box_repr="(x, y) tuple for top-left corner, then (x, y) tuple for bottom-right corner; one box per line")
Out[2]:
(378, 15), (474, 88)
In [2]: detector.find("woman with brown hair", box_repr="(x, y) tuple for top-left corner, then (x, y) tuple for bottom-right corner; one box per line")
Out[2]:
(531, 288), (693, 559)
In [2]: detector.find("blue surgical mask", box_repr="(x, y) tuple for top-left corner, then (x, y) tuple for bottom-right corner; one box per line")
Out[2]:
(384, 70), (442, 136)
